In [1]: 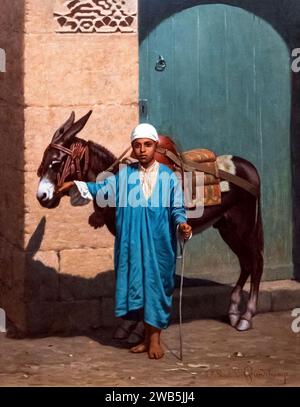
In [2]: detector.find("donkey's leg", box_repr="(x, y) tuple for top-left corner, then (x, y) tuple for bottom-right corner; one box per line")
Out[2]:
(236, 247), (263, 331)
(228, 260), (251, 327)
(216, 217), (251, 327)
(236, 207), (264, 331)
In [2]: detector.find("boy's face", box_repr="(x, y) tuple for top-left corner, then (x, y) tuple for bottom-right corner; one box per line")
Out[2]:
(132, 138), (157, 166)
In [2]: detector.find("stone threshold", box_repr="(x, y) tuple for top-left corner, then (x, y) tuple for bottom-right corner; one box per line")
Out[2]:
(171, 279), (300, 321)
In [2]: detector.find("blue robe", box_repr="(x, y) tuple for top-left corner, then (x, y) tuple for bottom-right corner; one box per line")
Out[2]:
(85, 162), (187, 329)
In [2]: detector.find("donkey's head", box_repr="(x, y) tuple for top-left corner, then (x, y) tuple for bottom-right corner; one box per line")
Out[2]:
(36, 110), (92, 208)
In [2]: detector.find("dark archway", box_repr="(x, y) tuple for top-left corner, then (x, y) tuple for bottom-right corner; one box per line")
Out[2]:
(139, 0), (299, 48)
(139, 0), (300, 280)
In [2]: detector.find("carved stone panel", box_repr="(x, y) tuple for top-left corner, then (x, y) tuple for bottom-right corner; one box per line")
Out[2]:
(54, 0), (137, 33)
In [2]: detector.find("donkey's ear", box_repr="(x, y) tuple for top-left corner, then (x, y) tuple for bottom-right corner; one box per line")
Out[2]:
(52, 111), (75, 143)
(62, 110), (93, 145)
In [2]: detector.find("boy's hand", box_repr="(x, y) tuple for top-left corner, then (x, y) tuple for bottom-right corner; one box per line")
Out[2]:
(56, 181), (75, 194)
(179, 223), (192, 240)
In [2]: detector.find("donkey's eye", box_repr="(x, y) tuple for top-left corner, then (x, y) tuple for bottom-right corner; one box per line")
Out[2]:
(49, 160), (61, 169)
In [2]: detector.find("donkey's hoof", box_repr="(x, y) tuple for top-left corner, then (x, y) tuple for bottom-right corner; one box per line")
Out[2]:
(236, 318), (252, 331)
(229, 313), (240, 327)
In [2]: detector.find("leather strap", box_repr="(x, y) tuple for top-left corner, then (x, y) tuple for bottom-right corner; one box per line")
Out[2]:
(104, 145), (133, 173)
(156, 146), (259, 198)
(38, 140), (89, 188)
(218, 169), (259, 197)
(50, 143), (73, 156)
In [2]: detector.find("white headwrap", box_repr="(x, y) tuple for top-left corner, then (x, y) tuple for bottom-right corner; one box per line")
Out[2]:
(131, 123), (159, 143)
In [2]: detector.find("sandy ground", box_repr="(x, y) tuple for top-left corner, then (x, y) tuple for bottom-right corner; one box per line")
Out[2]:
(0, 311), (299, 387)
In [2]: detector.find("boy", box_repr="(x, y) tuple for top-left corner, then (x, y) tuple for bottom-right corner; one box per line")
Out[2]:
(58, 124), (192, 359)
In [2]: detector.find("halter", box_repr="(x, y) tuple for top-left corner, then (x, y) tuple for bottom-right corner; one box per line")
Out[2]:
(37, 140), (89, 188)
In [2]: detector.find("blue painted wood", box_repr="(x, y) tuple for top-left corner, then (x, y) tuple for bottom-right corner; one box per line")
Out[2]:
(139, 4), (293, 282)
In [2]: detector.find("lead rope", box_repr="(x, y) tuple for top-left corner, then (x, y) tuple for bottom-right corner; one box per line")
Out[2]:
(176, 226), (187, 361)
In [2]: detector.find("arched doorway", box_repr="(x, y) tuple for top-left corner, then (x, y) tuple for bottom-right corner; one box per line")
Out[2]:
(139, 3), (292, 283)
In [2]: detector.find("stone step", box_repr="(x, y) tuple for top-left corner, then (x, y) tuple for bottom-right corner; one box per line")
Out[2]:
(171, 279), (300, 322)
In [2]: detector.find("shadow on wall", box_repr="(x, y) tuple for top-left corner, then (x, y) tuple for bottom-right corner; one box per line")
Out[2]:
(7, 216), (240, 338)
(10, 217), (115, 336)
(0, 0), (26, 329)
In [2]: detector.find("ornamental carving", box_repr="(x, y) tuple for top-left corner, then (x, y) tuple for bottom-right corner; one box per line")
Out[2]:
(54, 0), (137, 33)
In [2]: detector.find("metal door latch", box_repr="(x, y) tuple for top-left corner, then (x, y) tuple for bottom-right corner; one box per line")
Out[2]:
(155, 55), (167, 72)
(139, 99), (148, 119)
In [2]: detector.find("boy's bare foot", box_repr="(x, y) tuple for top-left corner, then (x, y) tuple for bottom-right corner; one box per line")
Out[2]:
(130, 341), (148, 353)
(147, 324), (164, 359)
(148, 341), (164, 359)
(130, 322), (164, 359)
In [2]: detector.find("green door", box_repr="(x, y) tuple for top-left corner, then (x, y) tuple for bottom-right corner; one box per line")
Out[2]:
(139, 3), (293, 283)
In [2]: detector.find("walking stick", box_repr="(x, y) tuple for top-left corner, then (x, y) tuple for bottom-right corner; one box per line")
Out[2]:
(177, 228), (188, 361)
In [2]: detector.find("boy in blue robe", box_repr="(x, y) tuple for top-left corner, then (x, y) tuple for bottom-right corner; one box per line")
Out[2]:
(58, 124), (192, 359)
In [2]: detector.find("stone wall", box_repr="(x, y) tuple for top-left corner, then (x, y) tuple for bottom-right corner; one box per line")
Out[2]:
(0, 0), (26, 332)
(0, 0), (138, 334)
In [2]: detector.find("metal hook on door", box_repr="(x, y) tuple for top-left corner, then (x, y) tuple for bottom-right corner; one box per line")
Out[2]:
(155, 55), (167, 72)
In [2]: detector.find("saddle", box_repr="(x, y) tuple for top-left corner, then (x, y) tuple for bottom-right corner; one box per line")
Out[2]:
(113, 134), (258, 207)
(153, 136), (221, 207)
(181, 149), (221, 207)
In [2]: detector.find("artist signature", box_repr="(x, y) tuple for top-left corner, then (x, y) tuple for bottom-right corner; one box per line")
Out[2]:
(199, 367), (288, 385)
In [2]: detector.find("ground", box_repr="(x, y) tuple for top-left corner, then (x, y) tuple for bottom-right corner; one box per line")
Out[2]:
(0, 311), (299, 387)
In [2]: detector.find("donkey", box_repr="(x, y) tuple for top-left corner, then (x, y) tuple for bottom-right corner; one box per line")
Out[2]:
(36, 111), (264, 332)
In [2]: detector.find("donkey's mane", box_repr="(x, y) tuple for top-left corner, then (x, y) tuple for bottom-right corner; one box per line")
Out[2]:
(87, 139), (117, 169)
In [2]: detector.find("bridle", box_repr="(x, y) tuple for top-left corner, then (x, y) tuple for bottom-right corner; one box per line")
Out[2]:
(37, 140), (89, 188)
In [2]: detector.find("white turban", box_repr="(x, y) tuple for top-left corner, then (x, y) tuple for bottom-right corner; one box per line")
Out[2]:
(131, 123), (159, 143)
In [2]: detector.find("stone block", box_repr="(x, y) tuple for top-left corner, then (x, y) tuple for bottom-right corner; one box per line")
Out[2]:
(0, 30), (25, 105)
(0, 239), (25, 291)
(172, 285), (232, 322)
(271, 286), (300, 312)
(59, 248), (115, 300)
(25, 299), (103, 334)
(60, 248), (114, 276)
(25, 250), (60, 301)
(243, 283), (272, 313)
(0, 241), (26, 334)
(0, 105), (24, 169)
(53, 299), (103, 332)
(1, 298), (26, 335)
(244, 280), (300, 312)
(0, 168), (24, 247)
(25, 0), (56, 34)
(0, 0), (24, 34)
(24, 35), (138, 106)
(101, 296), (117, 328)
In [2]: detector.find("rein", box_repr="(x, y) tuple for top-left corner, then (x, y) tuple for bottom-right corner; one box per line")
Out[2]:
(37, 141), (89, 188)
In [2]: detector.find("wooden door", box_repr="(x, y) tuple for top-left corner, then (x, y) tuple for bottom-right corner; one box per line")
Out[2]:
(139, 3), (292, 282)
